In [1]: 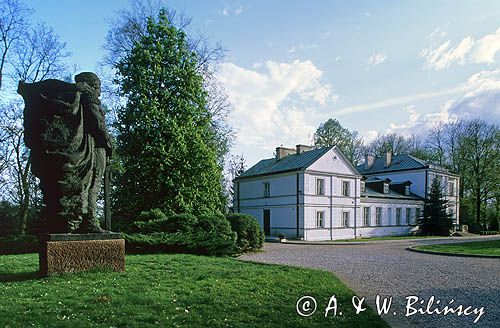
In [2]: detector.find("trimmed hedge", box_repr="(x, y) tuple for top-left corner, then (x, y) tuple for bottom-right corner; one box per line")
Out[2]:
(124, 212), (237, 256)
(226, 213), (264, 251)
(0, 235), (39, 255)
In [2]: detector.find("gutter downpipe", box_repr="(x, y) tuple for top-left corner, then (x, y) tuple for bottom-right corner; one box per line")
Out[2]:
(330, 175), (333, 240)
(354, 177), (358, 239)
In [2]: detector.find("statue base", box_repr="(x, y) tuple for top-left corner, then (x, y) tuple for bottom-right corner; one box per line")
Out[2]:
(39, 233), (125, 276)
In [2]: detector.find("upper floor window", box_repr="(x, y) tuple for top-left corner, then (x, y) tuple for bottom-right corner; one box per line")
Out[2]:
(383, 183), (389, 194)
(448, 181), (455, 196)
(405, 185), (410, 195)
(375, 207), (382, 226)
(316, 211), (324, 228)
(342, 211), (350, 227)
(363, 207), (370, 226)
(342, 181), (350, 196)
(360, 181), (366, 192)
(263, 182), (270, 198)
(316, 179), (325, 195)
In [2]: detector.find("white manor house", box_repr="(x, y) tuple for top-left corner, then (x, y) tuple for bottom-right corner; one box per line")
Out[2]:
(233, 145), (460, 241)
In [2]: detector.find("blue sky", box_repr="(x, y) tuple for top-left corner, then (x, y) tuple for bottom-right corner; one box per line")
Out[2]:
(25, 0), (500, 165)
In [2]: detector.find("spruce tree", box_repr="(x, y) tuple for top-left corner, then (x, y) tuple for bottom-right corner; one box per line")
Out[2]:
(112, 10), (224, 228)
(419, 176), (453, 236)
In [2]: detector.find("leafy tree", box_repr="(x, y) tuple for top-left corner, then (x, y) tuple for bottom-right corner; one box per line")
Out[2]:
(313, 118), (364, 164)
(419, 176), (453, 236)
(113, 10), (225, 228)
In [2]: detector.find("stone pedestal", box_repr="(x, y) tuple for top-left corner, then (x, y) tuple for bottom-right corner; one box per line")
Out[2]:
(39, 233), (125, 276)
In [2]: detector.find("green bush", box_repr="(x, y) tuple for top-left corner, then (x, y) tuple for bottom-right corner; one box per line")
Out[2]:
(132, 212), (198, 234)
(124, 213), (236, 256)
(226, 213), (264, 251)
(0, 235), (39, 255)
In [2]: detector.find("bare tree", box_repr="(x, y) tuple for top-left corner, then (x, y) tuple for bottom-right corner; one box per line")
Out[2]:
(0, 0), (31, 90)
(10, 22), (70, 83)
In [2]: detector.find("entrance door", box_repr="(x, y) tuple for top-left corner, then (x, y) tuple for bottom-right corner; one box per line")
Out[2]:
(263, 210), (271, 235)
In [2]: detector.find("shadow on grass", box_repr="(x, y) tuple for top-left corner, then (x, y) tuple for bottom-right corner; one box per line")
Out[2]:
(0, 270), (41, 283)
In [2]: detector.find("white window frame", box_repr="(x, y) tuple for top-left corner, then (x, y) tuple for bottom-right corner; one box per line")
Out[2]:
(363, 207), (370, 226)
(263, 182), (270, 198)
(396, 208), (401, 225)
(387, 207), (392, 225)
(375, 207), (382, 226)
(342, 181), (350, 196)
(406, 208), (411, 225)
(316, 211), (324, 228)
(342, 211), (350, 227)
(316, 178), (325, 195)
(405, 185), (410, 195)
(448, 181), (455, 196)
(383, 183), (389, 194)
(360, 181), (366, 192)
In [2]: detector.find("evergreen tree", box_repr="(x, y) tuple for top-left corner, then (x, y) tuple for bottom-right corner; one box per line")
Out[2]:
(112, 10), (224, 229)
(419, 176), (453, 236)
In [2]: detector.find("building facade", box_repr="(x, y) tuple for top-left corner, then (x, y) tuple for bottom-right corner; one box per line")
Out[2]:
(234, 145), (460, 241)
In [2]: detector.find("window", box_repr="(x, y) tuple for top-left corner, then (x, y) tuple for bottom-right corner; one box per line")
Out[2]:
(360, 181), (366, 192)
(406, 208), (411, 225)
(363, 207), (370, 226)
(415, 208), (421, 223)
(316, 179), (325, 195)
(342, 211), (350, 227)
(405, 185), (410, 195)
(396, 208), (401, 225)
(449, 208), (455, 224)
(448, 181), (455, 196)
(383, 183), (389, 194)
(316, 211), (324, 228)
(263, 182), (270, 197)
(342, 181), (350, 196)
(375, 207), (382, 226)
(387, 207), (392, 225)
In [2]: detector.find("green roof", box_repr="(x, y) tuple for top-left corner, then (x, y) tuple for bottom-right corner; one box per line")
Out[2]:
(237, 147), (331, 179)
(357, 154), (438, 175)
(362, 185), (423, 201)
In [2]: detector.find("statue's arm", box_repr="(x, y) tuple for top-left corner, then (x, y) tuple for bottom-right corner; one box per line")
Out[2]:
(87, 101), (113, 156)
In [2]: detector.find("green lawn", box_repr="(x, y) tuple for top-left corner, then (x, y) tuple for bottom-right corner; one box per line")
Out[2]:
(415, 240), (500, 256)
(0, 253), (388, 328)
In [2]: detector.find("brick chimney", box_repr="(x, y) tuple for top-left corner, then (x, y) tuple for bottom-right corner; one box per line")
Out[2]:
(364, 154), (375, 170)
(385, 151), (392, 167)
(275, 146), (296, 160)
(296, 144), (314, 154)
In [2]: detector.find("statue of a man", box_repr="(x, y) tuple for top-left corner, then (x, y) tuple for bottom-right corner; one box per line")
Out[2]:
(18, 72), (112, 234)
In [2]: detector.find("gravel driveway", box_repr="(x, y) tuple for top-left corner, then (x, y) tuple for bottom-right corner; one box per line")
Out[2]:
(239, 236), (500, 327)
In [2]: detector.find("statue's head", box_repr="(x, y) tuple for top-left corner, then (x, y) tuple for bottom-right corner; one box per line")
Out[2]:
(75, 72), (101, 95)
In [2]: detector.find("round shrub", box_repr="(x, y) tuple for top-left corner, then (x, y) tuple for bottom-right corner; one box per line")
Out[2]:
(226, 213), (264, 251)
(132, 211), (198, 234)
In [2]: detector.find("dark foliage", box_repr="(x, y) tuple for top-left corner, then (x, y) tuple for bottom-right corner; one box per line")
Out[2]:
(419, 177), (453, 236)
(0, 234), (38, 254)
(226, 213), (264, 251)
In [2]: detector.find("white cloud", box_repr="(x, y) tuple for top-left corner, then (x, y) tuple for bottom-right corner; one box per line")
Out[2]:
(421, 26), (500, 70)
(368, 52), (387, 66)
(221, 5), (246, 16)
(425, 27), (447, 41)
(217, 60), (337, 162)
(222, 7), (229, 16)
(387, 69), (500, 134)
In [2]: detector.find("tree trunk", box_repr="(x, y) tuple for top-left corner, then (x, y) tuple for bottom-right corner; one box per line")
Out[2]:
(475, 186), (481, 225)
(19, 153), (32, 235)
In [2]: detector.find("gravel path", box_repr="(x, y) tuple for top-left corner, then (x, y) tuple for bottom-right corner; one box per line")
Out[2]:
(239, 236), (500, 327)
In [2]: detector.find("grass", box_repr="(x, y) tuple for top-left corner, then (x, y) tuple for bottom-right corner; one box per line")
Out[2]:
(0, 253), (388, 328)
(414, 240), (500, 256)
(336, 235), (446, 242)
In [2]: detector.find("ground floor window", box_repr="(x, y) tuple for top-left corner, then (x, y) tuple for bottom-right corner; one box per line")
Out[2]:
(375, 207), (382, 226)
(406, 208), (411, 225)
(415, 208), (421, 223)
(316, 211), (324, 228)
(342, 211), (350, 227)
(387, 207), (392, 225)
(363, 207), (370, 226)
(396, 208), (401, 225)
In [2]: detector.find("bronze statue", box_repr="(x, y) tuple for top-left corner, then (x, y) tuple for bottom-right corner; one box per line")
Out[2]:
(18, 72), (112, 234)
